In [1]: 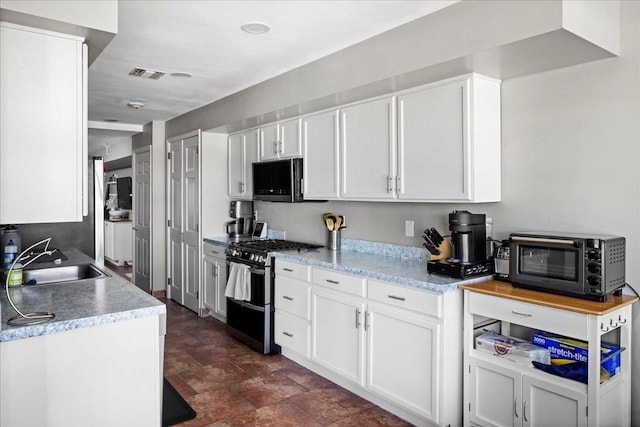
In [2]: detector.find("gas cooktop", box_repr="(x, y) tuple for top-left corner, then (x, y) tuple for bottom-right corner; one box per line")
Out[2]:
(226, 239), (322, 265)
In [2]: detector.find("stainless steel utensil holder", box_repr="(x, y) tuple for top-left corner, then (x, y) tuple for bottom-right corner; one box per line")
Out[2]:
(327, 230), (341, 251)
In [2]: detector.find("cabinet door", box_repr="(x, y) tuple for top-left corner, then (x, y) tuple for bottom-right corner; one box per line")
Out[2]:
(522, 375), (587, 427)
(397, 79), (468, 201)
(302, 110), (340, 199)
(259, 123), (279, 161)
(203, 257), (216, 311)
(244, 129), (259, 197)
(215, 259), (227, 319)
(469, 357), (521, 427)
(311, 287), (366, 385)
(228, 133), (245, 197)
(340, 97), (396, 200)
(367, 302), (440, 422)
(278, 118), (302, 158)
(104, 222), (115, 260)
(0, 24), (85, 223)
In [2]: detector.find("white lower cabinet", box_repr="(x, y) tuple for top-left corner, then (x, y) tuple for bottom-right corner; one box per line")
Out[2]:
(275, 259), (461, 426)
(104, 220), (133, 266)
(202, 243), (227, 321)
(367, 301), (440, 421)
(469, 357), (587, 427)
(311, 286), (366, 386)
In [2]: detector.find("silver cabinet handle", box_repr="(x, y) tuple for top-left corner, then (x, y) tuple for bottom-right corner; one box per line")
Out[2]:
(326, 279), (339, 285)
(388, 295), (406, 301)
(282, 296), (294, 301)
(523, 400), (528, 422)
(283, 268), (294, 272)
(512, 311), (532, 317)
(355, 308), (361, 329)
(514, 397), (520, 418)
(282, 332), (293, 337)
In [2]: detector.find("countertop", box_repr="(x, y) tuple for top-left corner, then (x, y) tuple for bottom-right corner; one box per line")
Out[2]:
(204, 235), (491, 293)
(0, 249), (165, 342)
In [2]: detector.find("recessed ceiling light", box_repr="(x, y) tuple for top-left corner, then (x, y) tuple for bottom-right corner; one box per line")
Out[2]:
(128, 100), (145, 110)
(241, 22), (270, 34)
(170, 72), (192, 78)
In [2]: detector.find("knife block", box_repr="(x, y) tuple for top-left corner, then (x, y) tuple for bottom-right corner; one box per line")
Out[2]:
(430, 239), (453, 261)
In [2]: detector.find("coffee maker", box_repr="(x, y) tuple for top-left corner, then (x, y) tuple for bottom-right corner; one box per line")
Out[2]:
(427, 210), (493, 279)
(226, 200), (254, 239)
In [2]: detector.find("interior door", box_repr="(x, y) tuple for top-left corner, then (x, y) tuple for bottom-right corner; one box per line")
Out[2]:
(182, 135), (200, 313)
(133, 148), (151, 293)
(168, 139), (183, 304)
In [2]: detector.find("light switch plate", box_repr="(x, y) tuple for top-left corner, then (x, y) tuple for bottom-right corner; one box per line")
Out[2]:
(405, 220), (414, 237)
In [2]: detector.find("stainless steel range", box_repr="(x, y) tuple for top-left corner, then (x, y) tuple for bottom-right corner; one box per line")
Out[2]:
(225, 239), (321, 354)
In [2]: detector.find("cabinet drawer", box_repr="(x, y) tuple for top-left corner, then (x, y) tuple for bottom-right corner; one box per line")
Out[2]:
(275, 277), (310, 319)
(312, 267), (366, 297)
(468, 292), (587, 339)
(203, 243), (225, 260)
(275, 259), (310, 282)
(368, 280), (442, 318)
(274, 311), (309, 357)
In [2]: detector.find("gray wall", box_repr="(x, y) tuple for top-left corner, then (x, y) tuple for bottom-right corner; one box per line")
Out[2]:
(164, 0), (640, 421)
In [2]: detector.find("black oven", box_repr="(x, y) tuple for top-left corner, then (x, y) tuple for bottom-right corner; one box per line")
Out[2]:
(225, 258), (274, 354)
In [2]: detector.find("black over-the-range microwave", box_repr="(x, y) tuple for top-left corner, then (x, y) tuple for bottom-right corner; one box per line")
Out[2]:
(252, 158), (304, 202)
(509, 231), (626, 302)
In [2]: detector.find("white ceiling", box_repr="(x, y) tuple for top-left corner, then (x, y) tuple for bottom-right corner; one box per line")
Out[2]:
(88, 0), (458, 146)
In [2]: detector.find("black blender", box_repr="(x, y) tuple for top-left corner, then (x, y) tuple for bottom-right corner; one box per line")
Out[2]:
(427, 210), (493, 279)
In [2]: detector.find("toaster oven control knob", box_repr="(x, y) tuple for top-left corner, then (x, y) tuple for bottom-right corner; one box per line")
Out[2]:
(588, 276), (601, 287)
(587, 263), (601, 274)
(587, 250), (601, 261)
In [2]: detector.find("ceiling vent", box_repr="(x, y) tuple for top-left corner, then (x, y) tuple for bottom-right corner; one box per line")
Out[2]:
(128, 67), (166, 80)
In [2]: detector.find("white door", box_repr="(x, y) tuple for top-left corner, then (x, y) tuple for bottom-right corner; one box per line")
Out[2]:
(133, 148), (151, 292)
(522, 375), (587, 427)
(278, 118), (301, 158)
(366, 303), (440, 422)
(228, 133), (245, 197)
(182, 135), (200, 313)
(397, 80), (467, 200)
(167, 139), (183, 304)
(311, 287), (366, 385)
(244, 129), (259, 197)
(469, 357), (522, 427)
(302, 110), (340, 199)
(340, 97), (396, 200)
(259, 123), (279, 161)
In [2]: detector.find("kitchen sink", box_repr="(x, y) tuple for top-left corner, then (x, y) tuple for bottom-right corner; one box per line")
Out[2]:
(23, 264), (110, 285)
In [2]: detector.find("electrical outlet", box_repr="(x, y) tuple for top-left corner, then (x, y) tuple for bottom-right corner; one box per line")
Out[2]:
(405, 220), (414, 237)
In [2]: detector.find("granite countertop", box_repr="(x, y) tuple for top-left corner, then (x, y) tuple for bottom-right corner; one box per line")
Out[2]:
(204, 235), (491, 293)
(272, 247), (490, 293)
(0, 249), (165, 342)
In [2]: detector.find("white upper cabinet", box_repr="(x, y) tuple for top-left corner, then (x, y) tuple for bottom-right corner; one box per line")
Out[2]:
(397, 75), (501, 202)
(259, 118), (302, 161)
(302, 110), (340, 200)
(340, 96), (397, 200)
(0, 23), (87, 223)
(228, 129), (258, 199)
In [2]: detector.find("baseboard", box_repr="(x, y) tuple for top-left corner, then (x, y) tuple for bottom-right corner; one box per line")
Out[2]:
(152, 290), (166, 299)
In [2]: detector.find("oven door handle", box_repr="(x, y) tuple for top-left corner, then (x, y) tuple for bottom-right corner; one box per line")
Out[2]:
(227, 298), (266, 312)
(226, 261), (265, 276)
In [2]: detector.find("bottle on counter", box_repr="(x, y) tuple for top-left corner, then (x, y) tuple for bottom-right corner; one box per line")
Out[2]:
(3, 240), (17, 269)
(7, 262), (23, 286)
(1, 225), (22, 255)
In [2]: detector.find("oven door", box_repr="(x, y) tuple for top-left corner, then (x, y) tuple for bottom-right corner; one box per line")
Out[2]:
(225, 259), (272, 353)
(509, 237), (585, 296)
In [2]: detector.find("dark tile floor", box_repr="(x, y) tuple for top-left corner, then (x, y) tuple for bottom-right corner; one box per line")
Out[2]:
(161, 298), (414, 426)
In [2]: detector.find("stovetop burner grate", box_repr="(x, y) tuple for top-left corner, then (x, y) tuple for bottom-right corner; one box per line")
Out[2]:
(228, 239), (322, 253)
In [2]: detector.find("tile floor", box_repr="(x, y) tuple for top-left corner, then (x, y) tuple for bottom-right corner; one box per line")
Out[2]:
(161, 298), (414, 426)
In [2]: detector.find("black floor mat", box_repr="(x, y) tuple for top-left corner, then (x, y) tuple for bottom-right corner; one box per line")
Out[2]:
(163, 378), (196, 426)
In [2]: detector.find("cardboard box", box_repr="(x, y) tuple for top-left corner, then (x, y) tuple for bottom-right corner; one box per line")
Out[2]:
(532, 331), (621, 378)
(476, 332), (550, 366)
